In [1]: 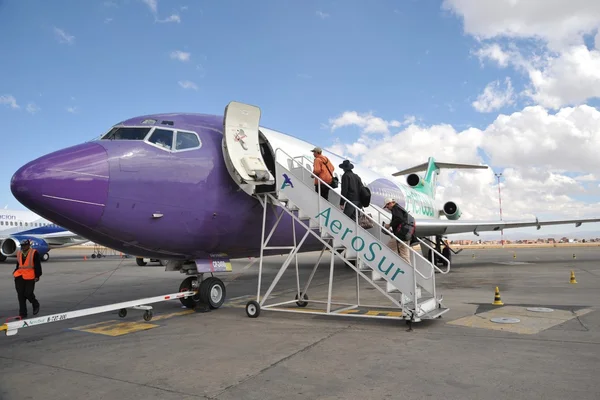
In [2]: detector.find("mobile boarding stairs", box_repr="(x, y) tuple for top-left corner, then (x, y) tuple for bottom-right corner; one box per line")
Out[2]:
(245, 149), (451, 328)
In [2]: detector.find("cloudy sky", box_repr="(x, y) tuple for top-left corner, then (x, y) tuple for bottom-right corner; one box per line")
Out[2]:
(1, 0), (599, 239)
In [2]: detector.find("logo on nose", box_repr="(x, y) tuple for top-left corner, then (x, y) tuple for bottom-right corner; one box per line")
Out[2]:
(281, 174), (294, 189)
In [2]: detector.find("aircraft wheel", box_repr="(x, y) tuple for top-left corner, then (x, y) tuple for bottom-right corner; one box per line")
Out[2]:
(143, 310), (153, 321)
(200, 277), (226, 309)
(136, 257), (147, 266)
(118, 308), (127, 318)
(246, 300), (260, 318)
(41, 253), (50, 262)
(0, 254), (6, 262)
(295, 293), (309, 308)
(178, 277), (201, 308)
(91, 254), (96, 259)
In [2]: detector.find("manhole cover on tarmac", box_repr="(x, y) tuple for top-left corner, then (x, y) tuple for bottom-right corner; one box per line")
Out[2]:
(490, 317), (521, 324)
(526, 307), (554, 313)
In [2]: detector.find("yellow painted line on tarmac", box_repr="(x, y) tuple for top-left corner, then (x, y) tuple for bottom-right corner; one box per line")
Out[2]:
(70, 308), (197, 337)
(151, 309), (195, 321)
(70, 320), (159, 337)
(0, 324), (6, 332)
(448, 306), (594, 335)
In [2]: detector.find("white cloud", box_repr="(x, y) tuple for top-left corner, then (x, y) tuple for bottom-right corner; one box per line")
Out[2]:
(142, 0), (158, 14)
(105, 18), (113, 24)
(26, 103), (40, 114)
(158, 14), (181, 23)
(178, 80), (198, 90)
(443, 0), (600, 51)
(170, 50), (190, 62)
(66, 106), (77, 113)
(328, 111), (414, 134)
(0, 95), (19, 109)
(472, 77), (515, 112)
(326, 105), (600, 223)
(53, 27), (75, 45)
(445, 0), (600, 109)
(141, 0), (181, 23)
(575, 173), (597, 182)
(316, 11), (329, 19)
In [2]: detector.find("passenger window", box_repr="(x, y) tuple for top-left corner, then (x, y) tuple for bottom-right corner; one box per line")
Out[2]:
(102, 127), (152, 140)
(175, 131), (200, 150)
(148, 129), (174, 150)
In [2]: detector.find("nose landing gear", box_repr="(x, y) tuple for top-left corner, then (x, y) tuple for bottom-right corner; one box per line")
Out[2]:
(178, 275), (226, 311)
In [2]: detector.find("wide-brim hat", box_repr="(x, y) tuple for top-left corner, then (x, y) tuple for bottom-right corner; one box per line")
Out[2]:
(339, 160), (354, 169)
(383, 198), (394, 208)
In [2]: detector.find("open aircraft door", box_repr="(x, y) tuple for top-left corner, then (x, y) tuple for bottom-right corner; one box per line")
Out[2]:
(222, 101), (275, 196)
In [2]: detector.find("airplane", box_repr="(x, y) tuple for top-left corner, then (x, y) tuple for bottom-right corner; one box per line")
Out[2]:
(9, 101), (600, 310)
(0, 208), (90, 263)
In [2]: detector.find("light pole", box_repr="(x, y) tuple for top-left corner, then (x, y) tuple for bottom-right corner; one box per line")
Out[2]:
(495, 172), (504, 245)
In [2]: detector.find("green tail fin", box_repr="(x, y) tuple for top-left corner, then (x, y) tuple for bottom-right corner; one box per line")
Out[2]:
(392, 157), (488, 199)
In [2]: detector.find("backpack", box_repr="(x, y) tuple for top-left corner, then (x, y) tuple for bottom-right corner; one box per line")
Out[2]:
(359, 184), (371, 208)
(393, 205), (416, 242)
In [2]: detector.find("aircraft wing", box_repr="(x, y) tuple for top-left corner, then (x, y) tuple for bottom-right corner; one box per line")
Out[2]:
(414, 217), (600, 237)
(0, 231), (88, 246)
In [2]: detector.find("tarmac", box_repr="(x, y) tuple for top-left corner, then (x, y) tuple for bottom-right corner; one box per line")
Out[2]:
(0, 246), (599, 399)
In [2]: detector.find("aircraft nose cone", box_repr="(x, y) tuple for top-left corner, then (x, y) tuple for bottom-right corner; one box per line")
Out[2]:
(11, 143), (109, 228)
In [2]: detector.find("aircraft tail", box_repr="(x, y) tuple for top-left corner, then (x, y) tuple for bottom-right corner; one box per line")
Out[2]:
(391, 157), (488, 198)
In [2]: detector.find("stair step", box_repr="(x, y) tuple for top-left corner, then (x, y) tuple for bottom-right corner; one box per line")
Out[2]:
(419, 307), (449, 320)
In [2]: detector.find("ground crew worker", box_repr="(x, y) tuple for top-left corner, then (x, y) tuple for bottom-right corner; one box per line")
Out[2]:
(14, 239), (41, 318)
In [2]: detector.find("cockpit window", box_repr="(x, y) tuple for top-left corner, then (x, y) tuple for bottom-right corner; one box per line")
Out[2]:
(175, 131), (201, 150)
(102, 127), (152, 140)
(148, 128), (174, 150)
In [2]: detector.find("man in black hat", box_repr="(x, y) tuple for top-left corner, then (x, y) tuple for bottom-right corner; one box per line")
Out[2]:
(339, 160), (363, 221)
(13, 239), (42, 318)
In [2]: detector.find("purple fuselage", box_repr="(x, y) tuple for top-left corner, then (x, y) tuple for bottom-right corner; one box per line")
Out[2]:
(10, 113), (325, 260)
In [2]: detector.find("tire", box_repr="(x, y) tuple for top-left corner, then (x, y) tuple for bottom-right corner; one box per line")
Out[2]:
(136, 257), (147, 266)
(246, 300), (260, 318)
(200, 277), (226, 309)
(179, 277), (201, 308)
(41, 253), (50, 262)
(295, 293), (309, 308)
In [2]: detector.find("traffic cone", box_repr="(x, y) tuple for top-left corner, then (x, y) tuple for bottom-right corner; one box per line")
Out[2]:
(84, 255), (87, 261)
(570, 270), (577, 284)
(492, 286), (504, 305)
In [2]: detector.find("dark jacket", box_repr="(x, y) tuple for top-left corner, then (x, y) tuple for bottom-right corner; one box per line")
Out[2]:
(14, 250), (42, 279)
(340, 170), (362, 206)
(390, 203), (411, 235)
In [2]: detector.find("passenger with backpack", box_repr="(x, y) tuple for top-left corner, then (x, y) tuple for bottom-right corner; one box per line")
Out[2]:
(311, 147), (335, 200)
(338, 160), (362, 220)
(382, 198), (415, 265)
(339, 160), (373, 228)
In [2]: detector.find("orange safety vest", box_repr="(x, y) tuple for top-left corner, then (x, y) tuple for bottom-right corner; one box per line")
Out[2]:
(14, 249), (37, 280)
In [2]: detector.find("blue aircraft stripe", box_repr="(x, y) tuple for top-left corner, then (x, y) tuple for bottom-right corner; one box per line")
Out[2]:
(15, 226), (68, 235)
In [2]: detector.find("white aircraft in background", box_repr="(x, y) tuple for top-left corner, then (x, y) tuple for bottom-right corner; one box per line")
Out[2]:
(0, 207), (89, 263)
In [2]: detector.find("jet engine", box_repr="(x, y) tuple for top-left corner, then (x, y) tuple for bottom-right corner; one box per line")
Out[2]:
(442, 201), (462, 220)
(1, 236), (50, 257)
(406, 173), (423, 188)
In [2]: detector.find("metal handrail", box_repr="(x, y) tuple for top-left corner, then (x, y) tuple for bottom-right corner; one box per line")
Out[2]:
(275, 147), (441, 281)
(414, 237), (451, 274)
